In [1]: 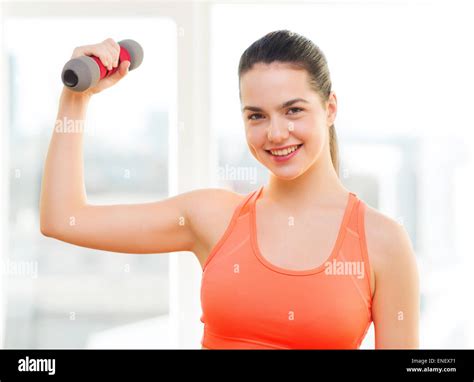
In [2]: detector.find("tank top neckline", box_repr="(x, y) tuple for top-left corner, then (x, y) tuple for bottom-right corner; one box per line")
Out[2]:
(249, 185), (358, 276)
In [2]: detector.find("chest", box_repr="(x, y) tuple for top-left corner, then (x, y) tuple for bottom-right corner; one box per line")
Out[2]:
(201, 253), (371, 349)
(254, 202), (347, 271)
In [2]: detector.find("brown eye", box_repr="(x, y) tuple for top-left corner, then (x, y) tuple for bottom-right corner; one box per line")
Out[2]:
(287, 107), (303, 115)
(248, 113), (263, 120)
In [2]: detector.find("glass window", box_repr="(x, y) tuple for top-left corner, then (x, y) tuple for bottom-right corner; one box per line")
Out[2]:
(211, 2), (474, 349)
(4, 17), (176, 348)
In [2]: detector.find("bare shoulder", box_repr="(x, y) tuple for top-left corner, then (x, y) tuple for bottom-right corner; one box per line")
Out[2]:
(363, 203), (417, 285)
(182, 188), (246, 266)
(184, 187), (245, 223)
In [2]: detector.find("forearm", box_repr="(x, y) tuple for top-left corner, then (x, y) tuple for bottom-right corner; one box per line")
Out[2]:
(40, 87), (91, 234)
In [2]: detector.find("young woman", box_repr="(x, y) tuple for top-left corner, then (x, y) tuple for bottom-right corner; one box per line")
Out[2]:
(40, 31), (419, 350)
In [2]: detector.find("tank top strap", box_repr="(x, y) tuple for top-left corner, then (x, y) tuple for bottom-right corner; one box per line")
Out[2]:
(340, 194), (373, 303)
(239, 185), (264, 217)
(345, 192), (361, 235)
(356, 198), (372, 294)
(201, 187), (262, 272)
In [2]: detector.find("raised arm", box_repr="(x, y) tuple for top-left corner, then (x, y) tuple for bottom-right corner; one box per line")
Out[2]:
(40, 39), (197, 255)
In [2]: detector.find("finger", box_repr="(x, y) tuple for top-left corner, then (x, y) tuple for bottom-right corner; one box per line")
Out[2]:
(104, 39), (120, 67)
(71, 46), (88, 59)
(72, 43), (116, 70)
(102, 61), (129, 86)
(96, 52), (112, 71)
(96, 49), (114, 71)
(105, 39), (121, 57)
(113, 60), (130, 79)
(75, 45), (111, 69)
(86, 43), (112, 70)
(104, 44), (119, 68)
(121, 60), (130, 75)
(74, 45), (101, 59)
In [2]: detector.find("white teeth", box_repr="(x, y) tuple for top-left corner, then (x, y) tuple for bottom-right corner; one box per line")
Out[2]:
(270, 145), (300, 156)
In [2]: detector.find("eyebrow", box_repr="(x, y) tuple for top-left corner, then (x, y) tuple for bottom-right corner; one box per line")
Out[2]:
(241, 98), (310, 113)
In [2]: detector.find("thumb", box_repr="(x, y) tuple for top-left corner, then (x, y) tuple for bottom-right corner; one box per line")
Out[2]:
(121, 60), (131, 75)
(108, 60), (130, 82)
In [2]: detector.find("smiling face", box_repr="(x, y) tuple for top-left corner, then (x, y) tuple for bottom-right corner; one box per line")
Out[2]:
(240, 61), (337, 180)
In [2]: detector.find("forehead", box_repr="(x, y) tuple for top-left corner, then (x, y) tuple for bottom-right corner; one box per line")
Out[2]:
(240, 62), (318, 107)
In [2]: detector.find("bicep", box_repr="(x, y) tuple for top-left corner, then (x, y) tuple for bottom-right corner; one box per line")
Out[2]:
(371, 221), (420, 349)
(48, 192), (197, 254)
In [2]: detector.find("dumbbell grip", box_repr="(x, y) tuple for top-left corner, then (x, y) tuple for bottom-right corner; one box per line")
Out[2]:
(62, 39), (142, 92)
(90, 45), (132, 79)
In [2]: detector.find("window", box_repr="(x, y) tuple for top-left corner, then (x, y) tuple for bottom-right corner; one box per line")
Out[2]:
(210, 2), (474, 349)
(3, 16), (176, 348)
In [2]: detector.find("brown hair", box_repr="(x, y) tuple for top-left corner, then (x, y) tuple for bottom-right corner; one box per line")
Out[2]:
(238, 30), (339, 176)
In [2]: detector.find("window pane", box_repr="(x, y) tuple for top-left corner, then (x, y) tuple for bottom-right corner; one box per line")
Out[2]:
(211, 3), (474, 349)
(4, 17), (176, 348)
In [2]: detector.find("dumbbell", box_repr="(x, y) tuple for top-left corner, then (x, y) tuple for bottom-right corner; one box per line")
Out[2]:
(61, 39), (144, 92)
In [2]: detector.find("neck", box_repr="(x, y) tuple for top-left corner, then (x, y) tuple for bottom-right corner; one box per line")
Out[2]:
(265, 150), (347, 208)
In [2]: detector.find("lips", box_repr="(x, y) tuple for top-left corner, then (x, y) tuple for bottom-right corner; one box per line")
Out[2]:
(265, 143), (303, 163)
(265, 144), (303, 157)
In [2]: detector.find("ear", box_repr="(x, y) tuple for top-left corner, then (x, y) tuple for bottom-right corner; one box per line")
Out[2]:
(326, 91), (337, 126)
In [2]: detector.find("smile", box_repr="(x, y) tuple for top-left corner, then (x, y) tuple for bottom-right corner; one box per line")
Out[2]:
(265, 144), (303, 162)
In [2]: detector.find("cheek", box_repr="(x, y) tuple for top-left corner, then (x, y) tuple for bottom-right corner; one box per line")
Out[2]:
(293, 119), (326, 155)
(306, 134), (324, 158)
(245, 126), (266, 150)
(292, 117), (320, 139)
(244, 128), (258, 159)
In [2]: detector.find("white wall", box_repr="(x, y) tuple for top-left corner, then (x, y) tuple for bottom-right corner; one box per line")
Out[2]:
(0, 1), (7, 348)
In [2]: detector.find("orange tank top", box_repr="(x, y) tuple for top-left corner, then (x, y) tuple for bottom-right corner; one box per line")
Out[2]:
(200, 186), (373, 349)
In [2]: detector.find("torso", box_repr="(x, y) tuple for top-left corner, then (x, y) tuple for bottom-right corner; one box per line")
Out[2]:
(254, 192), (355, 272)
(191, 187), (386, 350)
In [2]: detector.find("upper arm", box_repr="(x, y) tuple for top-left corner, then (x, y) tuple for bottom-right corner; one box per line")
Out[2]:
(366, 208), (420, 349)
(43, 188), (230, 255)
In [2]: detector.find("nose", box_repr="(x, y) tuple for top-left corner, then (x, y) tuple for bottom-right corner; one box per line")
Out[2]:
(267, 118), (290, 143)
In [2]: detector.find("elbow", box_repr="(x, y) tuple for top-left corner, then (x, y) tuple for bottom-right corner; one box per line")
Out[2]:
(40, 205), (84, 239)
(39, 198), (56, 237)
(40, 217), (58, 238)
(40, 223), (55, 238)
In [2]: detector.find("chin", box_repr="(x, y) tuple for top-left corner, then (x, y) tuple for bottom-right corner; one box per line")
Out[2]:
(268, 166), (305, 181)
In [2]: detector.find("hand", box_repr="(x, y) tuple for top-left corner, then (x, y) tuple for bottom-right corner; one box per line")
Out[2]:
(67, 38), (130, 97)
